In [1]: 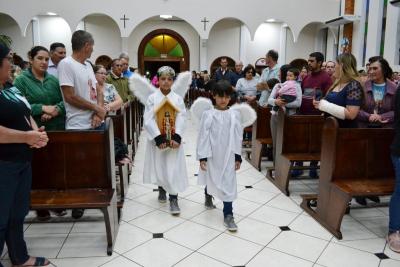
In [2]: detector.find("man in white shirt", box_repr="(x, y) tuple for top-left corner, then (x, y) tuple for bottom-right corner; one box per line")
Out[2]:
(47, 42), (66, 78)
(58, 30), (105, 131)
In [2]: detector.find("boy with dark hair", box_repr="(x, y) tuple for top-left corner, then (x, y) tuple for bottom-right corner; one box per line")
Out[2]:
(191, 80), (256, 231)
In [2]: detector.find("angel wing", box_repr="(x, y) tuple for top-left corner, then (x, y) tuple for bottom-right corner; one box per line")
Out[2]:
(172, 71), (192, 98)
(190, 97), (213, 121)
(230, 103), (257, 128)
(129, 74), (157, 104)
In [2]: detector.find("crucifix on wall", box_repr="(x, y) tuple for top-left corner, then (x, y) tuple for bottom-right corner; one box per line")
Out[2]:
(201, 17), (209, 31)
(120, 14), (129, 28)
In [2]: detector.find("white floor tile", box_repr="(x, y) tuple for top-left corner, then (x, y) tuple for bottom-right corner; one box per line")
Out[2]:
(198, 233), (263, 266)
(336, 216), (378, 241)
(123, 238), (192, 267)
(384, 245), (400, 261)
(349, 208), (387, 219)
(332, 238), (386, 254)
(25, 234), (67, 258)
(238, 187), (279, 204)
(228, 217), (281, 246)
(50, 255), (118, 267)
(125, 184), (154, 199)
(252, 179), (282, 194)
(71, 221), (106, 233)
(247, 247), (314, 267)
(129, 210), (185, 233)
(267, 231), (329, 262)
(379, 259), (400, 267)
(25, 222), (73, 235)
(101, 255), (141, 267)
(120, 199), (155, 222)
(215, 198), (262, 217)
(248, 205), (299, 227)
(174, 252), (230, 267)
(113, 223), (153, 254)
(289, 215), (333, 241)
(266, 194), (303, 213)
(317, 242), (380, 267)
(132, 191), (169, 209)
(357, 216), (389, 238)
(58, 233), (109, 257)
(164, 221), (221, 250)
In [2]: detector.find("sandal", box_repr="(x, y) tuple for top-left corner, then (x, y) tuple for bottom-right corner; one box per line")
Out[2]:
(20, 256), (50, 266)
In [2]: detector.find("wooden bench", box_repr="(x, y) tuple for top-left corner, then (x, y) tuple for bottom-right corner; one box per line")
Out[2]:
(269, 109), (324, 195)
(300, 117), (395, 239)
(107, 108), (129, 204)
(250, 105), (272, 171)
(30, 118), (119, 255)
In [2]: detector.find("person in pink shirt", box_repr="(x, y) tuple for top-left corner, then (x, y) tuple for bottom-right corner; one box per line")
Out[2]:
(271, 68), (299, 114)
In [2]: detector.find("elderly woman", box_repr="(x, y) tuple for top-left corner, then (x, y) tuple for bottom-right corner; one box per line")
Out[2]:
(357, 56), (397, 128)
(93, 64), (123, 114)
(0, 44), (50, 266)
(235, 64), (259, 105)
(13, 46), (66, 221)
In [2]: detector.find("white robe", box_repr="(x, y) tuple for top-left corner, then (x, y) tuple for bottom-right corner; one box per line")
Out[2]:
(196, 108), (243, 202)
(143, 90), (188, 195)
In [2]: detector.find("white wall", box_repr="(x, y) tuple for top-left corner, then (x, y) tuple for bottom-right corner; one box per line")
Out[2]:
(242, 23), (282, 66)
(37, 16), (72, 54)
(285, 23), (318, 63)
(207, 19), (241, 68)
(83, 15), (122, 62)
(0, 14), (33, 59)
(128, 19), (200, 71)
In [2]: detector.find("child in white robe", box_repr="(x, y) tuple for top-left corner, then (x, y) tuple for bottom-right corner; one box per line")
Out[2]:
(196, 80), (245, 231)
(142, 66), (188, 215)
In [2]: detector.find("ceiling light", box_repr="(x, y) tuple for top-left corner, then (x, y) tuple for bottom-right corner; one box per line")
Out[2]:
(160, 15), (173, 19)
(266, 19), (276, 23)
(47, 12), (57, 16)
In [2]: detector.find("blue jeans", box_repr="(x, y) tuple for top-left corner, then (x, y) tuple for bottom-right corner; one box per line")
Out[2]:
(204, 187), (232, 217)
(390, 155), (400, 233)
(0, 161), (31, 265)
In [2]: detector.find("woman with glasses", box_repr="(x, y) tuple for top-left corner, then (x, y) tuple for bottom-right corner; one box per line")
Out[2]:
(235, 64), (259, 105)
(93, 64), (123, 114)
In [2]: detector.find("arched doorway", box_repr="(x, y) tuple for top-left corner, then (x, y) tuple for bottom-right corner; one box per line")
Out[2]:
(138, 29), (190, 77)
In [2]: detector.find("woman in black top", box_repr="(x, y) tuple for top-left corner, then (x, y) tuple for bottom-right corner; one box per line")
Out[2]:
(0, 44), (50, 266)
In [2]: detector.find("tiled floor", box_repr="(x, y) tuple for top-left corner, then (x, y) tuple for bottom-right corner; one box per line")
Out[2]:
(1, 116), (399, 267)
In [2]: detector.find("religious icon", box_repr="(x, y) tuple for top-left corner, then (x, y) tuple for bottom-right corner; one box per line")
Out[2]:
(154, 97), (180, 147)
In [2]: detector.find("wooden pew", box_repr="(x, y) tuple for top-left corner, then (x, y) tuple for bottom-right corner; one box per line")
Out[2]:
(269, 109), (324, 195)
(30, 118), (118, 255)
(250, 105), (272, 171)
(301, 117), (395, 239)
(107, 108), (129, 204)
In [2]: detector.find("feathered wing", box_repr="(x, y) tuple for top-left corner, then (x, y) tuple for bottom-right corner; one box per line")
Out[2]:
(190, 97), (213, 121)
(172, 71), (192, 98)
(230, 103), (257, 127)
(129, 74), (157, 104)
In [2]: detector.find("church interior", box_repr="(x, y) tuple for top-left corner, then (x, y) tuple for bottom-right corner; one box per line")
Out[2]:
(1, 0), (400, 266)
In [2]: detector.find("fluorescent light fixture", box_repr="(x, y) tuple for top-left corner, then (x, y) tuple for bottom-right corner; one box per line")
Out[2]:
(391, 0), (400, 7)
(47, 12), (57, 16)
(266, 19), (276, 23)
(160, 15), (173, 19)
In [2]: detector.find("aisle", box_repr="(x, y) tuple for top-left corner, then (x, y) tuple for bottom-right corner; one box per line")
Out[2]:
(1, 117), (396, 267)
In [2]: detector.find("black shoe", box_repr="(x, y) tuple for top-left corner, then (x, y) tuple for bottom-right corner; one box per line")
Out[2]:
(71, 209), (84, 219)
(158, 187), (167, 203)
(205, 194), (216, 209)
(36, 210), (51, 221)
(355, 197), (367, 206)
(367, 196), (380, 203)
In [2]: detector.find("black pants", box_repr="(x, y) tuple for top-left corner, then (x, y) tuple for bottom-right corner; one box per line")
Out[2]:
(0, 161), (31, 265)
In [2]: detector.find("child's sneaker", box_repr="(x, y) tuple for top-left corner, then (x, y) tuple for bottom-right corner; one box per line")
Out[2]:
(224, 215), (238, 232)
(158, 188), (167, 203)
(169, 198), (181, 215)
(387, 231), (400, 253)
(205, 194), (216, 209)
